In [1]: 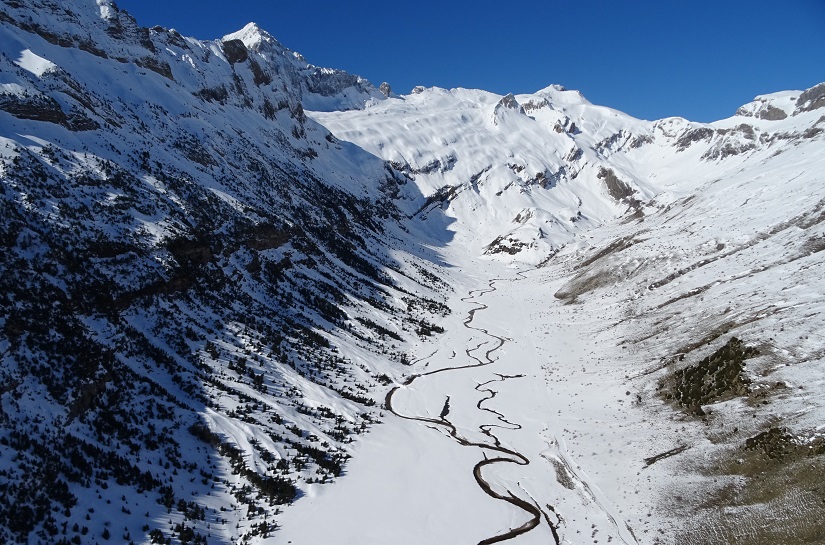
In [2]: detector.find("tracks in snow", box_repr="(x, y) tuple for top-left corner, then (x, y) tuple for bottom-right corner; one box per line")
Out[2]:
(384, 279), (560, 545)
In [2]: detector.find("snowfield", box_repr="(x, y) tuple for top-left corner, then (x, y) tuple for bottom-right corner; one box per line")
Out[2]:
(287, 82), (825, 543)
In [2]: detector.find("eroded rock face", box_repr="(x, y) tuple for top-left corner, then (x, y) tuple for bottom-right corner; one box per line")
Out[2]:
(597, 167), (635, 201)
(758, 104), (788, 120)
(484, 234), (532, 255)
(497, 93), (523, 112)
(522, 97), (549, 113)
(795, 82), (825, 114)
(135, 55), (174, 79)
(379, 81), (392, 97)
(222, 38), (249, 64)
(701, 124), (758, 160)
(0, 93), (67, 125)
(675, 127), (715, 151)
(305, 69), (361, 96)
(736, 101), (789, 120)
(0, 92), (98, 130)
(491, 93), (525, 125)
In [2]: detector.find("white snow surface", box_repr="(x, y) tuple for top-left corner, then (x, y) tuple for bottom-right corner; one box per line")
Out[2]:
(14, 48), (56, 76)
(281, 84), (825, 543)
(1, 1), (824, 543)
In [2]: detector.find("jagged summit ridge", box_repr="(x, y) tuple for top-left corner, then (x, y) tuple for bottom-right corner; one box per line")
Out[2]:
(311, 76), (824, 263)
(0, 0), (385, 112)
(223, 22), (278, 51)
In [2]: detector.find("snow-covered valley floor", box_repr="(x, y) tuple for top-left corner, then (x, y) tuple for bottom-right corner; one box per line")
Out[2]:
(278, 224), (825, 543)
(277, 258), (678, 545)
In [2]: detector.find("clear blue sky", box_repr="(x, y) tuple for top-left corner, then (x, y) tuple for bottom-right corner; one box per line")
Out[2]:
(115, 0), (824, 122)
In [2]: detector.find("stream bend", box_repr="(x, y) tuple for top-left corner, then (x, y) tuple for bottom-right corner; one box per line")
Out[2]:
(384, 279), (561, 545)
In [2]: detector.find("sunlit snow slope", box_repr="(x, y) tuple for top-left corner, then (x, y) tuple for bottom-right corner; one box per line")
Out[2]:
(302, 82), (825, 544)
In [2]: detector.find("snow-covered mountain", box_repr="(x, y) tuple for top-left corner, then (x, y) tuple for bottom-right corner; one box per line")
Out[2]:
(0, 1), (442, 543)
(1, 1), (824, 544)
(300, 80), (825, 545)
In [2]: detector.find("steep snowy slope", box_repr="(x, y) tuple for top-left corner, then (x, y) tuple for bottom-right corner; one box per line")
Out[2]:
(0, 1), (447, 544)
(542, 92), (825, 544)
(311, 85), (658, 263)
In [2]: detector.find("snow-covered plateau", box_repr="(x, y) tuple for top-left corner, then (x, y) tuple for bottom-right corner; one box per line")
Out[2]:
(1, 1), (823, 544)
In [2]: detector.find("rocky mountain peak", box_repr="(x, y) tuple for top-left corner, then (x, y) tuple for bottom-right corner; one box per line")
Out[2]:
(491, 92), (525, 124)
(223, 21), (279, 52)
(497, 92), (522, 111)
(795, 82), (825, 114)
(734, 90), (796, 120)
